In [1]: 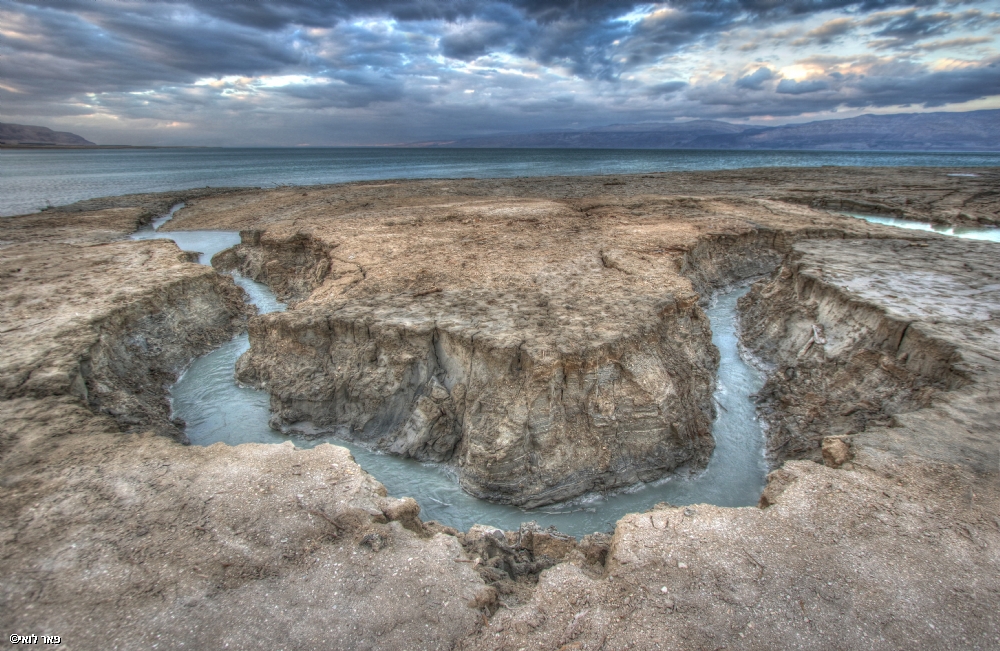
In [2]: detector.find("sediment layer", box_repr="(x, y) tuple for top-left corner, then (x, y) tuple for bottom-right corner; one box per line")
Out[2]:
(0, 231), (490, 648)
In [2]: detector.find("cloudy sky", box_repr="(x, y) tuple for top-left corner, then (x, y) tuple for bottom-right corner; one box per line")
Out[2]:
(1, 0), (998, 145)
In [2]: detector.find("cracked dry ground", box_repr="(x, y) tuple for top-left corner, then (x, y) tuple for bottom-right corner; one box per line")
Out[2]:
(1, 167), (998, 650)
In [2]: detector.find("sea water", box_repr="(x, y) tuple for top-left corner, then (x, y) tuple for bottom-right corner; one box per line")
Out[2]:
(4, 146), (999, 216)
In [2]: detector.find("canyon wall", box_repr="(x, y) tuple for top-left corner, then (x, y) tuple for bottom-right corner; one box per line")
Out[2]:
(740, 238), (992, 466)
(235, 288), (718, 507)
(1, 215), (490, 650)
(0, 240), (251, 439)
(5, 173), (1000, 650)
(213, 229), (336, 304)
(219, 200), (890, 506)
(214, 198), (858, 507)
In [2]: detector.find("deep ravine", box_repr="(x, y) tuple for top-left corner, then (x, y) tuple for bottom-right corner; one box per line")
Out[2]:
(137, 207), (1000, 537)
(136, 214), (770, 537)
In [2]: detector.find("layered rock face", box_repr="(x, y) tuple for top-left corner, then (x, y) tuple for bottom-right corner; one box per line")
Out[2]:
(239, 291), (717, 507)
(740, 238), (998, 470)
(213, 229), (335, 304)
(228, 199), (729, 506)
(0, 240), (251, 437)
(200, 195), (895, 506)
(1, 209), (491, 649)
(5, 170), (1000, 650)
(459, 227), (1000, 651)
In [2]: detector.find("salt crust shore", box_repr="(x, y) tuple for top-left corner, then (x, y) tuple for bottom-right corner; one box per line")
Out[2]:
(1, 167), (998, 650)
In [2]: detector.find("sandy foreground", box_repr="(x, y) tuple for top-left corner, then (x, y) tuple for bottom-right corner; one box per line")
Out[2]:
(1, 167), (998, 650)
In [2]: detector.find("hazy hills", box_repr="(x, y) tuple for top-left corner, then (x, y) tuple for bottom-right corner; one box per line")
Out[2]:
(416, 110), (1000, 151)
(3, 109), (997, 150)
(0, 122), (95, 146)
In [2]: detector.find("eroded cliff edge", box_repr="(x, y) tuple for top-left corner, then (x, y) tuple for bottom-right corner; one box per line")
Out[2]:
(740, 238), (998, 474)
(467, 235), (1000, 651)
(207, 196), (892, 506)
(0, 240), (252, 439)
(0, 228), (490, 650)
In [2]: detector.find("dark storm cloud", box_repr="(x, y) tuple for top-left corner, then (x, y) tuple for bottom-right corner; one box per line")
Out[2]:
(908, 36), (992, 51)
(616, 7), (729, 69)
(0, 0), (305, 95)
(440, 24), (515, 60)
(646, 81), (689, 96)
(1, 0), (998, 144)
(10, 0), (933, 82)
(498, 0), (937, 79)
(863, 8), (1000, 48)
(438, 4), (531, 61)
(867, 10), (955, 40)
(155, 0), (934, 30)
(276, 79), (407, 109)
(792, 17), (856, 45)
(844, 55), (1000, 107)
(0, 0), (967, 94)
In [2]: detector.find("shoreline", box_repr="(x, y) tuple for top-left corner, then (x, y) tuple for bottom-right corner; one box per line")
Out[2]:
(7, 165), (996, 227)
(4, 157), (999, 221)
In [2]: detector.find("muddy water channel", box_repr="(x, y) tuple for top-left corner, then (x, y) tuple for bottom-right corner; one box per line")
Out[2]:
(134, 213), (772, 537)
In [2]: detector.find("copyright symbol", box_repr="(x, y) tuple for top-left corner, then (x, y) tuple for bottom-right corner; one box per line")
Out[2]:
(10, 634), (17, 644)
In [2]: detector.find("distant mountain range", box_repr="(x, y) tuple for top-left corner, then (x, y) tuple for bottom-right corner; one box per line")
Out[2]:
(4, 109), (997, 150)
(0, 122), (95, 146)
(411, 109), (1000, 151)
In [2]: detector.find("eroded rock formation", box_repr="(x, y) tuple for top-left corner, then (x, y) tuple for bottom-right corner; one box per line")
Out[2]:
(740, 237), (998, 471)
(207, 196), (896, 506)
(2, 167), (998, 650)
(0, 224), (488, 648)
(0, 240), (251, 438)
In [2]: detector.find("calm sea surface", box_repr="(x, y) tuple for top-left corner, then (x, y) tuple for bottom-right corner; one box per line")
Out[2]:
(3, 147), (999, 216)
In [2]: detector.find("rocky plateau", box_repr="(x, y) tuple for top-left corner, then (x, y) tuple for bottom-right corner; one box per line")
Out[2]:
(1, 166), (998, 650)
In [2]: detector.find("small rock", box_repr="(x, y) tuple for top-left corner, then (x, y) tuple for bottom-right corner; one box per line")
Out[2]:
(430, 379), (450, 401)
(822, 436), (853, 468)
(660, 586), (668, 593)
(677, 562), (688, 569)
